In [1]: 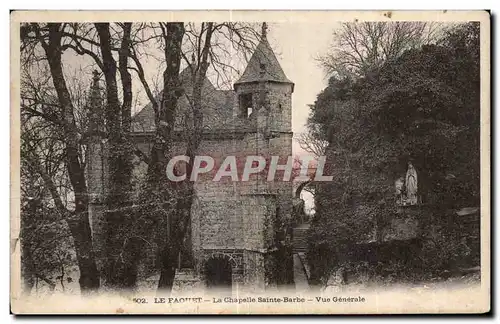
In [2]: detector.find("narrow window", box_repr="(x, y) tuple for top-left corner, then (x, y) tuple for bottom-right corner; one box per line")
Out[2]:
(239, 93), (253, 118)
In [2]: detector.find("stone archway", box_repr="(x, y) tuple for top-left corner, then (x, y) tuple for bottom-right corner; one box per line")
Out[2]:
(205, 254), (233, 290)
(295, 180), (312, 199)
(293, 181), (316, 224)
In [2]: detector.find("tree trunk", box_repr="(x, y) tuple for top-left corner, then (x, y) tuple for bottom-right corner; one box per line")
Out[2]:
(41, 23), (100, 293)
(66, 212), (101, 292)
(20, 235), (35, 295)
(95, 22), (136, 291)
(157, 23), (213, 291)
(172, 22), (214, 278)
(154, 22), (185, 292)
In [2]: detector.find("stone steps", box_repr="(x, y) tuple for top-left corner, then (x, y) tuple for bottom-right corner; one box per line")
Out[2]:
(292, 226), (309, 253)
(292, 254), (309, 293)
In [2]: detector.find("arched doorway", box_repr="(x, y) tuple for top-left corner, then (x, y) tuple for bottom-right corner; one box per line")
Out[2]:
(205, 255), (233, 291)
(293, 181), (316, 224)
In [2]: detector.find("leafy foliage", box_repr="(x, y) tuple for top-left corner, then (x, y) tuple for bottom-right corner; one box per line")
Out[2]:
(307, 22), (481, 283)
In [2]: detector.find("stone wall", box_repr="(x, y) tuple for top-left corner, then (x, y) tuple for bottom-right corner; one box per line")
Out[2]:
(88, 75), (294, 290)
(190, 132), (292, 289)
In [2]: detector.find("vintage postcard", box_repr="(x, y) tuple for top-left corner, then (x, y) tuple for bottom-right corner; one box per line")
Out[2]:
(10, 10), (490, 314)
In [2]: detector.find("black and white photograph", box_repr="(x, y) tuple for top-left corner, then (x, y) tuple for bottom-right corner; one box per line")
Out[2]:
(10, 10), (490, 314)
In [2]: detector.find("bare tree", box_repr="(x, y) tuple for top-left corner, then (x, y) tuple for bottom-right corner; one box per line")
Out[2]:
(22, 21), (262, 294)
(21, 23), (101, 294)
(318, 22), (442, 78)
(296, 131), (328, 158)
(92, 22), (143, 291)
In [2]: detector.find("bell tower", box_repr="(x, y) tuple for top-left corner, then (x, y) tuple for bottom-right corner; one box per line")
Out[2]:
(234, 22), (294, 135)
(232, 23), (295, 288)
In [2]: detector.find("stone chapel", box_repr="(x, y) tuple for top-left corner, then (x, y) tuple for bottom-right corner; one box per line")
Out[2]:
(87, 24), (295, 292)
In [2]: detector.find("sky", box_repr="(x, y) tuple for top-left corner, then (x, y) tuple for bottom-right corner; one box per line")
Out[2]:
(266, 22), (339, 149)
(262, 22), (340, 212)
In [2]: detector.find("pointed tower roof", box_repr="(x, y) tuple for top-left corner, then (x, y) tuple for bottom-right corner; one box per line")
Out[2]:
(87, 70), (105, 134)
(234, 23), (294, 90)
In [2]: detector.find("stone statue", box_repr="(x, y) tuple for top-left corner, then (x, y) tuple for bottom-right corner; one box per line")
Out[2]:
(405, 162), (418, 205)
(395, 177), (405, 205)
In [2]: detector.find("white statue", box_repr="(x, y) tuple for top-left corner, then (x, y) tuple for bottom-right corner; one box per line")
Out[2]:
(405, 162), (418, 205)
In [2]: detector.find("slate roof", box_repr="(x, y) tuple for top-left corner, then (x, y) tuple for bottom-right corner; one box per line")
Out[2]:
(234, 34), (293, 87)
(131, 69), (235, 133)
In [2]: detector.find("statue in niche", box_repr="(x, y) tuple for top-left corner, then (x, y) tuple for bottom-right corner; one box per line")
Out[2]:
(395, 161), (419, 206)
(405, 162), (418, 205)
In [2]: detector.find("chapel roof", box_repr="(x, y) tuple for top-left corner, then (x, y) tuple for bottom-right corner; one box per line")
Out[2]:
(131, 70), (234, 133)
